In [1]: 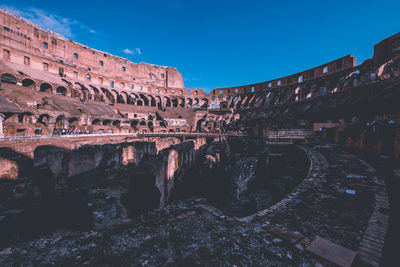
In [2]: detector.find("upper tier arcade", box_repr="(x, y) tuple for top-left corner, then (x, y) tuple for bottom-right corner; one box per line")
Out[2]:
(0, 9), (186, 90)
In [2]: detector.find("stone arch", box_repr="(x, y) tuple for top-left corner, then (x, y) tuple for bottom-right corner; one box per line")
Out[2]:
(40, 83), (53, 93)
(103, 120), (112, 126)
(101, 87), (115, 104)
(172, 98), (178, 108)
(55, 115), (65, 128)
(92, 118), (101, 125)
(56, 86), (67, 96)
(37, 114), (51, 126)
(131, 120), (139, 128)
(179, 98), (185, 107)
(200, 98), (209, 109)
(120, 91), (129, 104)
(68, 117), (79, 128)
(155, 96), (162, 108)
(148, 95), (156, 107)
(90, 85), (103, 102)
(74, 82), (89, 100)
(129, 93), (138, 105)
(0, 73), (17, 84)
(18, 112), (33, 123)
(111, 90), (124, 104)
(163, 96), (171, 107)
(193, 98), (199, 108)
(139, 94), (149, 106)
(148, 121), (154, 131)
(186, 98), (193, 108)
(22, 78), (36, 88)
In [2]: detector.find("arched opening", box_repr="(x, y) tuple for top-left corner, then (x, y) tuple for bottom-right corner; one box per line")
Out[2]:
(179, 98), (185, 107)
(149, 95), (156, 107)
(193, 98), (199, 108)
(112, 120), (121, 127)
(56, 86), (67, 96)
(139, 120), (146, 126)
(55, 115), (64, 129)
(120, 92), (129, 104)
(200, 98), (209, 109)
(92, 119), (101, 125)
(164, 97), (171, 107)
(38, 114), (51, 126)
(196, 119), (206, 132)
(136, 100), (143, 106)
(172, 98), (178, 108)
(40, 83), (53, 93)
(18, 113), (32, 123)
(103, 120), (111, 126)
(148, 121), (154, 131)
(1, 73), (17, 84)
(156, 96), (162, 108)
(22, 78), (35, 88)
(101, 88), (115, 104)
(186, 98), (193, 108)
(139, 94), (149, 106)
(90, 86), (103, 102)
(131, 120), (139, 128)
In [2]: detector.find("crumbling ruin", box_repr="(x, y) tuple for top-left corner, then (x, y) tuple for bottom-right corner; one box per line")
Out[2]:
(0, 8), (399, 266)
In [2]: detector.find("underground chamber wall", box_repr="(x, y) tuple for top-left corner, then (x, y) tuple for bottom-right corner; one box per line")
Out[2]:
(170, 141), (310, 218)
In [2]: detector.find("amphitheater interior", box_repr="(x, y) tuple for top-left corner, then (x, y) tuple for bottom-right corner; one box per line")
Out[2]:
(0, 8), (400, 266)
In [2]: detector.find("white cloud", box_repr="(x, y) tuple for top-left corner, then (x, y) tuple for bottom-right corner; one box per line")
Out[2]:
(183, 77), (201, 82)
(136, 48), (142, 55)
(123, 48), (134, 55)
(0, 5), (96, 38)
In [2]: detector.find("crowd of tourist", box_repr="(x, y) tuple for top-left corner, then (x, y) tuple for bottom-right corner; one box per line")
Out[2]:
(52, 128), (94, 135)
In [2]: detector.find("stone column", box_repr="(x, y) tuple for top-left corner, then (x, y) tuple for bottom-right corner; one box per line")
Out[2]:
(0, 113), (4, 137)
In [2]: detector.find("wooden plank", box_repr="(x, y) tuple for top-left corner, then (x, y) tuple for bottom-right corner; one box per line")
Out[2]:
(306, 236), (357, 267)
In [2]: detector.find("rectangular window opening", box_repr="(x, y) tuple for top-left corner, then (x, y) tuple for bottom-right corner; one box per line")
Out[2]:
(3, 49), (10, 59)
(24, 56), (30, 65)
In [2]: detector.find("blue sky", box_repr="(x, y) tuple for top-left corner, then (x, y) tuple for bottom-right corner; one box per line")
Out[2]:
(2, 0), (400, 92)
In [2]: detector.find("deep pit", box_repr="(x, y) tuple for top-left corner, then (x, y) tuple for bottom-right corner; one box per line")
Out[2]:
(0, 139), (311, 248)
(170, 140), (310, 218)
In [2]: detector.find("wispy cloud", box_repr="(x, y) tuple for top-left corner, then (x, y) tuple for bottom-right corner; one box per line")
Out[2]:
(123, 48), (135, 55)
(136, 48), (142, 55)
(183, 77), (201, 82)
(0, 5), (97, 38)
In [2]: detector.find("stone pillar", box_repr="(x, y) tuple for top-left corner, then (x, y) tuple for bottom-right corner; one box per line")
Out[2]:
(47, 118), (56, 135)
(0, 113), (4, 137)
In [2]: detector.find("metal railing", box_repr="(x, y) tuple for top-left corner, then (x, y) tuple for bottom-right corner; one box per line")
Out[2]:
(0, 131), (245, 142)
(137, 131), (244, 137)
(266, 129), (313, 141)
(0, 132), (138, 142)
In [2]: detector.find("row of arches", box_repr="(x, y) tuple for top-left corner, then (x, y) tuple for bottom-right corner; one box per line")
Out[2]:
(1, 73), (211, 109)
